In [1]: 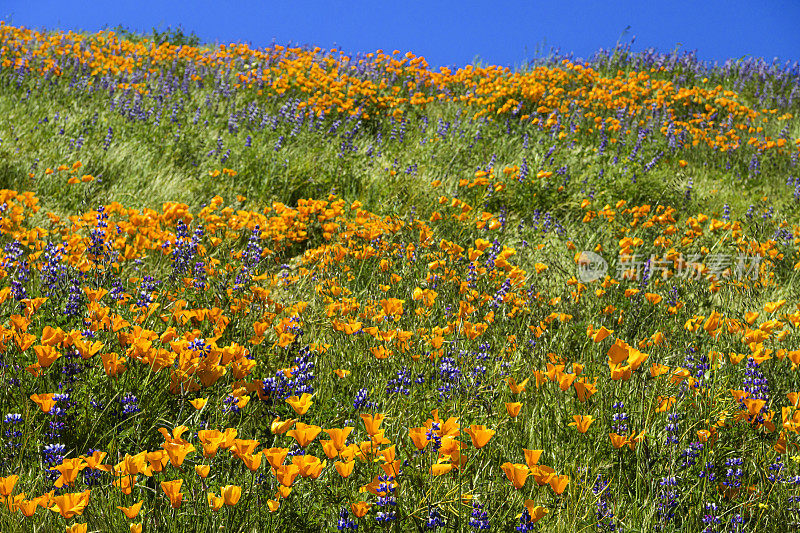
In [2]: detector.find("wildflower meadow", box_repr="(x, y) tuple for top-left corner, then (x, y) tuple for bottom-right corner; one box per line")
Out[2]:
(1, 22), (800, 532)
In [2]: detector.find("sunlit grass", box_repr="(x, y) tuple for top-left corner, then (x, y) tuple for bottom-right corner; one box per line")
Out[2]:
(0, 22), (799, 532)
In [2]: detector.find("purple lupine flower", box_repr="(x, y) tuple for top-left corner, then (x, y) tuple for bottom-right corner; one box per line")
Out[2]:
(592, 475), (616, 530)
(723, 457), (744, 489)
(3, 413), (23, 460)
(352, 388), (375, 411)
(337, 507), (358, 531)
(469, 501), (490, 530)
(426, 506), (444, 529)
(386, 367), (412, 396)
(611, 401), (628, 434)
(657, 476), (679, 524)
(375, 475), (397, 523)
(701, 503), (720, 533)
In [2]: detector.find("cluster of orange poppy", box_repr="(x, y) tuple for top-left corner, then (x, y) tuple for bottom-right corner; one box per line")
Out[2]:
(1, 20), (800, 530)
(1, 22), (798, 156)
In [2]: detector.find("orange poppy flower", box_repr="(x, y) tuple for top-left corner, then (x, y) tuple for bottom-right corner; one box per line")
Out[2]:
(335, 460), (355, 478)
(189, 398), (207, 410)
(764, 300), (786, 314)
(159, 425), (190, 445)
(241, 452), (263, 472)
(4, 492), (24, 512)
(656, 396), (676, 413)
(501, 462), (530, 490)
(627, 349), (648, 371)
(117, 500), (143, 519)
(377, 445), (396, 463)
(609, 363), (632, 381)
(437, 416), (461, 438)
(729, 389), (750, 404)
(523, 449), (543, 469)
(351, 501), (371, 518)
(15, 332), (35, 352)
(197, 433), (225, 458)
(287, 422), (322, 448)
(549, 474), (570, 495)
(645, 293), (662, 305)
(381, 459), (403, 478)
(507, 377), (529, 394)
(743, 398), (766, 417)
(231, 439), (260, 459)
(51, 458), (88, 488)
(610, 433), (628, 449)
(100, 352), (126, 377)
(207, 492), (224, 511)
(590, 326), (613, 343)
(162, 442), (195, 468)
(40, 325), (65, 346)
(18, 498), (39, 517)
(788, 392), (800, 407)
(531, 465), (555, 486)
(628, 430), (646, 450)
(292, 454), (326, 479)
(697, 429), (714, 443)
(65, 524), (87, 533)
(569, 415), (594, 434)
(195, 465), (211, 478)
(263, 447), (289, 469)
(324, 427), (354, 451)
(439, 438), (467, 466)
(607, 339), (630, 365)
(146, 450), (168, 473)
(523, 500), (549, 523)
(650, 363), (670, 377)
(0, 475), (18, 497)
(286, 393), (314, 415)
(370, 346), (392, 359)
(112, 474), (137, 495)
(30, 393), (56, 413)
(49, 490), (91, 518)
(430, 462), (455, 476)
(270, 417), (296, 434)
(160, 480), (183, 508)
(33, 345), (61, 368)
(74, 339), (103, 359)
(505, 402), (522, 417)
(219, 428), (238, 449)
(557, 372), (577, 391)
(408, 427), (429, 450)
(221, 485), (242, 506)
(274, 464), (301, 487)
(464, 425), (495, 448)
(320, 439), (339, 459)
(573, 379), (597, 402)
(360, 413), (385, 436)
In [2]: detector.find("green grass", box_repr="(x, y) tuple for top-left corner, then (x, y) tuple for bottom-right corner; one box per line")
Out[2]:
(0, 25), (800, 532)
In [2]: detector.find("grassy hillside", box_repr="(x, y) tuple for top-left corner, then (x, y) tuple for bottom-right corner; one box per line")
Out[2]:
(1, 22), (800, 531)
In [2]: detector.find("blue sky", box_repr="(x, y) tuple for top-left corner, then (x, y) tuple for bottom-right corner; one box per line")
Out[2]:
(3, 1), (800, 69)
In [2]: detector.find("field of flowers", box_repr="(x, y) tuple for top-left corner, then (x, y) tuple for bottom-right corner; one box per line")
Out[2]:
(1, 21), (800, 531)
